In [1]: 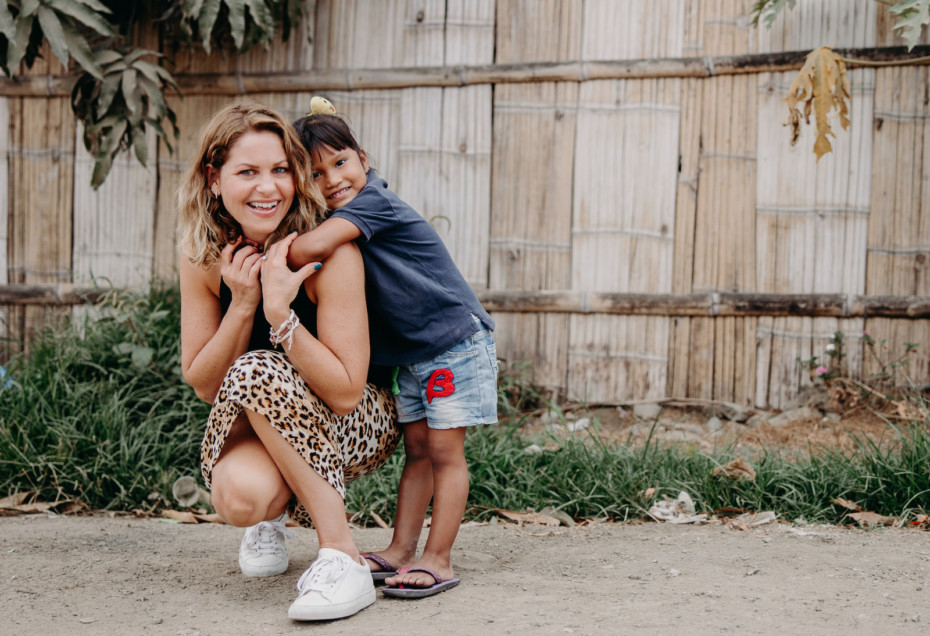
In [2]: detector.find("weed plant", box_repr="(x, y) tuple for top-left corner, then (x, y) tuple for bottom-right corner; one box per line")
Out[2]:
(2, 283), (928, 527)
(0, 283), (209, 511)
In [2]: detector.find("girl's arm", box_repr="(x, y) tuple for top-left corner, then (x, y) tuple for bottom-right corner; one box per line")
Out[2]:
(179, 241), (263, 402)
(262, 236), (369, 416)
(288, 217), (362, 267)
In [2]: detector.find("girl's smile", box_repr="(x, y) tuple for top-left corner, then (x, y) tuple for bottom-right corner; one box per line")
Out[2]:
(310, 144), (369, 210)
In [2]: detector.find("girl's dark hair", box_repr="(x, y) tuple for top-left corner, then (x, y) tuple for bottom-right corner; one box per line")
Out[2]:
(292, 113), (362, 159)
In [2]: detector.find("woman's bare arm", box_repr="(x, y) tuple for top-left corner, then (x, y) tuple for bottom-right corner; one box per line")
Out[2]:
(262, 238), (370, 416)
(179, 242), (263, 402)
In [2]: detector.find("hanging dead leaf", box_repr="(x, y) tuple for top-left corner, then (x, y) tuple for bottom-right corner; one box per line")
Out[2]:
(712, 457), (756, 481)
(783, 46), (850, 160)
(848, 511), (896, 527)
(831, 497), (862, 512)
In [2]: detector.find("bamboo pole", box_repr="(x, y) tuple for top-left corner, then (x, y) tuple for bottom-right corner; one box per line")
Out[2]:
(5, 286), (929, 318)
(3, 47), (930, 98)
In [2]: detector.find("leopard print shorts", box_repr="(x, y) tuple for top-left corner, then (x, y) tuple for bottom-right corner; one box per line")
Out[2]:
(200, 350), (400, 528)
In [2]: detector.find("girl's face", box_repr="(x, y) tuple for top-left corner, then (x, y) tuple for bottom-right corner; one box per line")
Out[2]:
(309, 144), (369, 210)
(209, 130), (295, 242)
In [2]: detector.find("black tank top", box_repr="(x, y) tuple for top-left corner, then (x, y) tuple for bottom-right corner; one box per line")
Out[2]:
(219, 281), (318, 352)
(218, 281), (390, 388)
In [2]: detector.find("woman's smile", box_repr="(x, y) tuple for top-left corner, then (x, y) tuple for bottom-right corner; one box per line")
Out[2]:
(211, 130), (296, 241)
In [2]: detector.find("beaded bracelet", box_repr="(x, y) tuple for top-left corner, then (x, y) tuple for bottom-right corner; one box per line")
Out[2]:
(269, 309), (299, 351)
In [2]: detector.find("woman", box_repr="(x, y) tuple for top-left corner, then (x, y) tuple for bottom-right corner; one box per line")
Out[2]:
(177, 101), (399, 621)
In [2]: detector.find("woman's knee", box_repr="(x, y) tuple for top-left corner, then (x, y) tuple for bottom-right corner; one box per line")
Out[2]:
(211, 443), (290, 526)
(210, 477), (265, 526)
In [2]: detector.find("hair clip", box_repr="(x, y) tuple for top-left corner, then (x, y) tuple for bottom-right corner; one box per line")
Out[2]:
(308, 96), (336, 116)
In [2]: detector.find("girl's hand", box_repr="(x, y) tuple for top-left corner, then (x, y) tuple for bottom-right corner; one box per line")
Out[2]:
(261, 232), (322, 324)
(219, 237), (263, 311)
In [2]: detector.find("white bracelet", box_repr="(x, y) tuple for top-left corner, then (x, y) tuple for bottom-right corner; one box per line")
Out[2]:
(269, 309), (299, 351)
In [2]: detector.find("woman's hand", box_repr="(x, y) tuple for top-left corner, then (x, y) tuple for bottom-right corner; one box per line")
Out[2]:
(261, 232), (322, 326)
(219, 238), (263, 312)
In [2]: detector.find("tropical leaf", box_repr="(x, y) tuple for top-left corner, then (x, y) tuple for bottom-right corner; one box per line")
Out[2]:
(225, 0), (246, 48)
(47, 0), (115, 37)
(194, 0), (221, 52)
(131, 125), (148, 167)
(890, 0), (930, 51)
(71, 46), (179, 188)
(175, 0), (305, 53)
(7, 0), (303, 187)
(21, 0), (41, 17)
(35, 6), (69, 67)
(750, 0), (797, 27)
(245, 0), (274, 33)
(5, 8), (40, 74)
(0, 3), (15, 40)
(59, 16), (102, 79)
(121, 67), (142, 124)
(783, 46), (850, 161)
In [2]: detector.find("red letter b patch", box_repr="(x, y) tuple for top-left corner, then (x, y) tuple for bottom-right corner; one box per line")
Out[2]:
(426, 368), (455, 403)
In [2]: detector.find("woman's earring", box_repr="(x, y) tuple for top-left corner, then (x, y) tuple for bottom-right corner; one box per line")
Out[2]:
(210, 185), (220, 198)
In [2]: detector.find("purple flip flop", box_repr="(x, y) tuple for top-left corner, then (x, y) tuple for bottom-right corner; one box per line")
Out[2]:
(361, 553), (397, 583)
(381, 567), (461, 599)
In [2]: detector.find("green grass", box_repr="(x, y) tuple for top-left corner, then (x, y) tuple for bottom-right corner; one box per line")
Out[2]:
(2, 282), (928, 527)
(0, 283), (209, 511)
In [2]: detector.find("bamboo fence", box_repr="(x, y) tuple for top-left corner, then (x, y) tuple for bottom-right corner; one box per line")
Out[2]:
(1, 0), (928, 408)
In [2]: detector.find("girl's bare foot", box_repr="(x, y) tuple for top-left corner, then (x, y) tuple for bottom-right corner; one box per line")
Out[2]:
(361, 548), (414, 574)
(384, 556), (454, 588)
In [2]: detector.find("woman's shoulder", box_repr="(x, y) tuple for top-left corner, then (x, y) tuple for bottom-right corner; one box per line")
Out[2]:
(305, 241), (363, 299)
(321, 241), (363, 273)
(179, 255), (221, 297)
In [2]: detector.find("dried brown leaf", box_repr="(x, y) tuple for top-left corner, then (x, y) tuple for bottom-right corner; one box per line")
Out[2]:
(494, 508), (562, 527)
(162, 510), (199, 524)
(831, 497), (862, 512)
(0, 492), (34, 508)
(848, 511), (896, 527)
(783, 46), (850, 160)
(712, 457), (756, 481)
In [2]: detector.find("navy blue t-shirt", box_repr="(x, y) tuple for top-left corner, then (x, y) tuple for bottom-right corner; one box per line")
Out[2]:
(332, 170), (494, 366)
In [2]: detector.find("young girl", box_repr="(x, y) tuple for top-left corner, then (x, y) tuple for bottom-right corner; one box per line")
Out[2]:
(177, 101), (400, 620)
(289, 100), (499, 598)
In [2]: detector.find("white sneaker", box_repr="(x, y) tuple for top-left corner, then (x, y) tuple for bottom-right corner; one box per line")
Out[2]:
(287, 548), (376, 621)
(238, 513), (294, 577)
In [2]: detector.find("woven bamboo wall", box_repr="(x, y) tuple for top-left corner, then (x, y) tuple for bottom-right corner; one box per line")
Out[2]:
(1, 0), (929, 408)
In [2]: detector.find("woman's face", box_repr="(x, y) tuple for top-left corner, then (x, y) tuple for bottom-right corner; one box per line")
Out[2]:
(210, 130), (295, 243)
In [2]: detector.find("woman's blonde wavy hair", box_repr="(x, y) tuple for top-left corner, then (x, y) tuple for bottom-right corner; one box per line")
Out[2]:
(177, 101), (327, 268)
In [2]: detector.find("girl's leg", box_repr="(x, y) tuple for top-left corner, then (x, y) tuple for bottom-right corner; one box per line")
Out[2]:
(385, 426), (467, 587)
(210, 413), (291, 527)
(244, 410), (358, 557)
(365, 419), (433, 571)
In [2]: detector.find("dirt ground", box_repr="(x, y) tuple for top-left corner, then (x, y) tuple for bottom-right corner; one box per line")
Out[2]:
(2, 514), (928, 635)
(2, 402), (928, 635)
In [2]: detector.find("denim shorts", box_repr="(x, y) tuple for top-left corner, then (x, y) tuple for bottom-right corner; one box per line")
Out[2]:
(394, 320), (499, 430)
